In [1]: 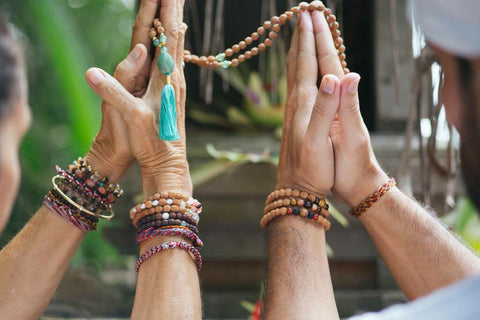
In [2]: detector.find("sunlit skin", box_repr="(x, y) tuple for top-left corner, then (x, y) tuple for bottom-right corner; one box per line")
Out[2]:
(1, 0), (480, 319)
(0, 0), (200, 319)
(263, 2), (480, 319)
(0, 64), (31, 233)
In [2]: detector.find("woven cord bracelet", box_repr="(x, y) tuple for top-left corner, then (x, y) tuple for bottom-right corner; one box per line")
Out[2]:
(349, 178), (397, 218)
(135, 241), (202, 272)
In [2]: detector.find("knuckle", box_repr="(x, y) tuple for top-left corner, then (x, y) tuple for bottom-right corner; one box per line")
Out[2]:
(317, 52), (338, 65)
(114, 61), (130, 77)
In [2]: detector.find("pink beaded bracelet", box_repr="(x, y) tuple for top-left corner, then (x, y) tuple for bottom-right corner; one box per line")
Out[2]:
(135, 241), (203, 272)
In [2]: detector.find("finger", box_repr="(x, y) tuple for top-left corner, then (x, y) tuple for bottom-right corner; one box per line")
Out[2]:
(292, 12), (318, 139)
(176, 23), (187, 72)
(311, 8), (344, 78)
(158, 0), (179, 62)
(338, 72), (365, 139)
(114, 44), (148, 93)
(305, 74), (341, 142)
(131, 0), (160, 51)
(296, 12), (317, 88)
(86, 68), (142, 117)
(147, 0), (179, 96)
(287, 17), (300, 96)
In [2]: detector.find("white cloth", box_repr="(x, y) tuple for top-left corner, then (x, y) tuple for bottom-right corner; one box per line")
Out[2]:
(410, 0), (480, 58)
(349, 275), (480, 320)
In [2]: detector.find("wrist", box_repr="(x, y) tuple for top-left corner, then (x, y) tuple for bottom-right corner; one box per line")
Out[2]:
(343, 168), (390, 208)
(84, 151), (131, 183)
(141, 171), (193, 199)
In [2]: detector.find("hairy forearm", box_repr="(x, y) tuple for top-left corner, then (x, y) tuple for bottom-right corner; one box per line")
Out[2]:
(264, 216), (339, 320)
(131, 235), (202, 320)
(360, 187), (480, 299)
(0, 206), (84, 319)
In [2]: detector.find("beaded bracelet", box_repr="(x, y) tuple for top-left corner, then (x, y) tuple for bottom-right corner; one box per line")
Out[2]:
(136, 218), (200, 235)
(134, 210), (199, 229)
(264, 197), (329, 216)
(265, 188), (325, 206)
(136, 227), (204, 249)
(260, 206), (331, 230)
(130, 200), (201, 227)
(67, 157), (124, 203)
(135, 241), (202, 272)
(349, 178), (397, 218)
(52, 175), (116, 220)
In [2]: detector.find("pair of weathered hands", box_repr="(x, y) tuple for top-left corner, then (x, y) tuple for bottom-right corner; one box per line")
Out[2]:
(85, 0), (388, 211)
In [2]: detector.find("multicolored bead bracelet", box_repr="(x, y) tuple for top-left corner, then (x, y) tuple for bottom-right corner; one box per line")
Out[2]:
(349, 178), (397, 218)
(262, 188), (331, 230)
(135, 241), (203, 272)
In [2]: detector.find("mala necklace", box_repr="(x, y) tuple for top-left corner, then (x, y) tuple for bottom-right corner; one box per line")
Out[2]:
(150, 1), (348, 141)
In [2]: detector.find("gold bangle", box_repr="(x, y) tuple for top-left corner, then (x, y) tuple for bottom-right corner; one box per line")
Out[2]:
(51, 175), (115, 220)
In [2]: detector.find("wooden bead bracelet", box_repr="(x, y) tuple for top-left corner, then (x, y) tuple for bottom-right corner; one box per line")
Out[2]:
(150, 1), (348, 74)
(260, 207), (331, 230)
(130, 194), (202, 219)
(265, 188), (326, 206)
(264, 197), (329, 215)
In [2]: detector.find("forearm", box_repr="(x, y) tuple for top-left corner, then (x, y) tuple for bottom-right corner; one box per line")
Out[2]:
(131, 236), (202, 320)
(359, 187), (480, 299)
(264, 216), (339, 320)
(131, 178), (201, 319)
(0, 205), (85, 319)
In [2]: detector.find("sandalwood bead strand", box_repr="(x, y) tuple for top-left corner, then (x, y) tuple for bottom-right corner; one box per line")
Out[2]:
(155, 2), (349, 73)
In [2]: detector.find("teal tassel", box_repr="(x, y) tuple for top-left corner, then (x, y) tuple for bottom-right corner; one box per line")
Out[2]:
(159, 83), (180, 141)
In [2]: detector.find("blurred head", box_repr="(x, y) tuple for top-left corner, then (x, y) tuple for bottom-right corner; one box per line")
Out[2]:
(0, 13), (31, 233)
(412, 0), (480, 210)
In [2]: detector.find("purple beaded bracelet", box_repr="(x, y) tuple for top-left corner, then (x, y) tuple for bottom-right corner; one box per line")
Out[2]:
(135, 241), (203, 272)
(136, 227), (204, 248)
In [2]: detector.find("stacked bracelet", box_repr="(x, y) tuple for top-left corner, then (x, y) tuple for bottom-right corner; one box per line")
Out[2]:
(132, 191), (204, 272)
(44, 157), (123, 232)
(136, 227), (203, 250)
(349, 178), (396, 217)
(135, 241), (202, 272)
(261, 188), (331, 230)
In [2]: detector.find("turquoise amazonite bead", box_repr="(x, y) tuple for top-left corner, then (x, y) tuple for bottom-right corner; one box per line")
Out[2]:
(221, 60), (232, 69)
(157, 49), (175, 75)
(153, 38), (161, 47)
(216, 53), (225, 62)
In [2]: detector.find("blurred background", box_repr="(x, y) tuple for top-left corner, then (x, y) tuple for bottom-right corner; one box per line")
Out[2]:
(1, 0), (479, 319)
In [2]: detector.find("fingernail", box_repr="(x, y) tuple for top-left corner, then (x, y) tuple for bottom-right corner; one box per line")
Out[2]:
(348, 76), (361, 94)
(321, 75), (336, 94)
(129, 45), (142, 60)
(89, 69), (105, 85)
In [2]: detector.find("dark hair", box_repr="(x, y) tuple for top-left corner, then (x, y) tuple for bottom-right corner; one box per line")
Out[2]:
(457, 57), (480, 211)
(0, 12), (21, 120)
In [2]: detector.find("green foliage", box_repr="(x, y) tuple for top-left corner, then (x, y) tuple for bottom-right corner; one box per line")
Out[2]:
(443, 197), (480, 252)
(0, 0), (135, 269)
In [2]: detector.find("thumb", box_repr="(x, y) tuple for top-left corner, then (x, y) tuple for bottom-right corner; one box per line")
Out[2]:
(85, 68), (140, 116)
(114, 44), (148, 93)
(338, 73), (366, 139)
